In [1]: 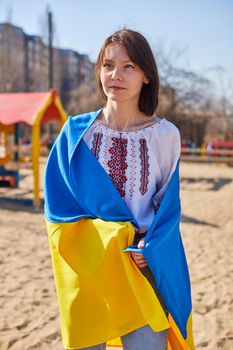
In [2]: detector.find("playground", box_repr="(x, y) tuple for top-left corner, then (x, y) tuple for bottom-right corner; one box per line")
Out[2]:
(0, 89), (67, 207)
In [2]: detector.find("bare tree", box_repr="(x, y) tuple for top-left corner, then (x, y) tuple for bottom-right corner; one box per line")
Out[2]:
(155, 44), (211, 115)
(38, 6), (61, 91)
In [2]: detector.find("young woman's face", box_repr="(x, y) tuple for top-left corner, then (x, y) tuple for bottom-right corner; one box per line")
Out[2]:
(100, 43), (148, 104)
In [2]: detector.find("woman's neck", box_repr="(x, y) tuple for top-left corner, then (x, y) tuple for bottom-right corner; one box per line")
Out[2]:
(100, 102), (153, 132)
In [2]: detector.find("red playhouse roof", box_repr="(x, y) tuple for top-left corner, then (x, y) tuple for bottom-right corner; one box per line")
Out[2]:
(0, 89), (64, 126)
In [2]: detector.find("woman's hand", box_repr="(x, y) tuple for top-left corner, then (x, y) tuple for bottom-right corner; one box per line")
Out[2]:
(131, 238), (148, 268)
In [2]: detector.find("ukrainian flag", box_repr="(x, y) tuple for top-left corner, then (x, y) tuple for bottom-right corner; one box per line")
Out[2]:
(44, 110), (195, 349)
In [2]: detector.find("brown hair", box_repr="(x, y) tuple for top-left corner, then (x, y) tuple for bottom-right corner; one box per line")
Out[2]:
(95, 28), (160, 116)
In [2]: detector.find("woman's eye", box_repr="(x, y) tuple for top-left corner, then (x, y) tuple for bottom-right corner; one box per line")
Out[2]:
(103, 63), (113, 69)
(125, 64), (135, 69)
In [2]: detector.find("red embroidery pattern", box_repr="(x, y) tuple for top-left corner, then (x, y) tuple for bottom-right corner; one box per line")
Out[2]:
(108, 136), (128, 197)
(91, 133), (103, 160)
(139, 138), (150, 195)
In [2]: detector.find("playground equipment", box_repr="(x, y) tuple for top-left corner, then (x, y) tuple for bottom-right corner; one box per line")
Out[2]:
(0, 89), (67, 207)
(181, 140), (233, 165)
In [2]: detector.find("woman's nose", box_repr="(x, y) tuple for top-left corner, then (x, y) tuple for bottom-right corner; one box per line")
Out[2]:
(111, 67), (122, 80)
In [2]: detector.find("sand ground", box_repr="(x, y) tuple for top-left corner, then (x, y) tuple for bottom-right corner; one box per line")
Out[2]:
(0, 161), (233, 350)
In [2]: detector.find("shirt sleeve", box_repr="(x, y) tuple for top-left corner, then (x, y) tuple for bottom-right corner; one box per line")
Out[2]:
(152, 124), (181, 212)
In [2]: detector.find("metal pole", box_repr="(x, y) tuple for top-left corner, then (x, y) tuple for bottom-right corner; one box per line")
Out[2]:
(48, 11), (53, 89)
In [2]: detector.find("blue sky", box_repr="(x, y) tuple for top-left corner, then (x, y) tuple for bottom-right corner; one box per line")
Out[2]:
(0, 0), (232, 96)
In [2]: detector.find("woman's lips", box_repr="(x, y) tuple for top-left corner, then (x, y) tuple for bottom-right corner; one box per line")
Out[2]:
(109, 86), (126, 90)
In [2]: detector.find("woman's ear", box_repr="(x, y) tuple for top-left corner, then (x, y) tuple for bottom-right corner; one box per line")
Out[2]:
(144, 77), (149, 84)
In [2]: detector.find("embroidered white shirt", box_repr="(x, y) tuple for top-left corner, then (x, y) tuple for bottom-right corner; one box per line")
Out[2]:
(83, 118), (181, 232)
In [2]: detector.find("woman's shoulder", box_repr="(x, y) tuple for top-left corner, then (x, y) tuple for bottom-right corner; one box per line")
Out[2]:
(69, 109), (102, 124)
(59, 109), (102, 136)
(53, 110), (101, 151)
(152, 117), (180, 144)
(157, 117), (179, 134)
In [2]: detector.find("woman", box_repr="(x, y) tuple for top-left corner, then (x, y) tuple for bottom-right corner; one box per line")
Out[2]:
(44, 29), (195, 350)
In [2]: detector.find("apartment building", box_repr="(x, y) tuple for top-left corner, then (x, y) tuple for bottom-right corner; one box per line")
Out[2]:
(0, 23), (25, 92)
(55, 48), (94, 92)
(0, 22), (94, 96)
(78, 53), (95, 88)
(25, 34), (49, 91)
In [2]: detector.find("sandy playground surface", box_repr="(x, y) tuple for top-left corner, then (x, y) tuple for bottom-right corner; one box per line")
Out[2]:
(0, 161), (233, 350)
